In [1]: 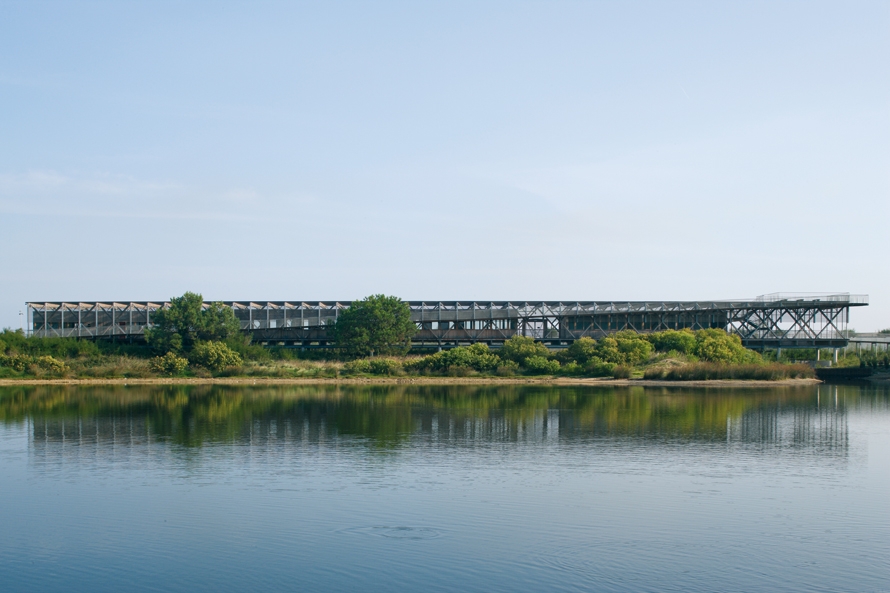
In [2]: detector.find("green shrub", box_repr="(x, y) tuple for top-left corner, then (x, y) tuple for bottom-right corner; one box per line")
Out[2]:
(0, 353), (32, 372)
(559, 361), (583, 375)
(647, 329), (696, 354)
(0, 330), (100, 358)
(189, 341), (242, 371)
(612, 365), (632, 379)
(496, 361), (520, 376)
(343, 359), (373, 374)
(226, 338), (272, 362)
(149, 352), (190, 375)
(595, 331), (653, 365)
(409, 343), (502, 374)
(524, 356), (560, 375)
(95, 342), (154, 358)
(558, 337), (598, 364)
(368, 358), (404, 375)
(584, 358), (617, 377)
(499, 336), (551, 364)
(693, 329), (761, 364)
(342, 358), (403, 375)
(860, 350), (890, 368)
(34, 355), (66, 373)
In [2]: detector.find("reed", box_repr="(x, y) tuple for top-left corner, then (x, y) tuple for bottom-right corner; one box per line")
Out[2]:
(644, 363), (814, 381)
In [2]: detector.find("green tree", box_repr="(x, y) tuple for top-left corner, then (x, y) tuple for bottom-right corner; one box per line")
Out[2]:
(499, 335), (551, 364)
(595, 331), (653, 365)
(558, 336), (598, 364)
(145, 292), (241, 353)
(647, 329), (696, 354)
(693, 329), (760, 364)
(330, 295), (416, 357)
(524, 355), (560, 375)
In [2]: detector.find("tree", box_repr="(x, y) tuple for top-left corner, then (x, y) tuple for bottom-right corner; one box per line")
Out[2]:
(145, 292), (241, 353)
(594, 331), (653, 365)
(499, 335), (551, 364)
(558, 336), (598, 364)
(330, 295), (415, 358)
(693, 329), (760, 364)
(647, 329), (696, 354)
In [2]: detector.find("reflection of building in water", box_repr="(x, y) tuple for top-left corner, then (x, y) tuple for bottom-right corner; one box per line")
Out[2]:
(27, 392), (849, 460)
(728, 385), (848, 455)
(29, 416), (156, 466)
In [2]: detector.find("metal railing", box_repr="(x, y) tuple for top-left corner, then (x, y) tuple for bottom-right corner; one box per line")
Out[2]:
(755, 293), (869, 305)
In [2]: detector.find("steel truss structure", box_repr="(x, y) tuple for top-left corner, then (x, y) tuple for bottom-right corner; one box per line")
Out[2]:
(27, 293), (868, 350)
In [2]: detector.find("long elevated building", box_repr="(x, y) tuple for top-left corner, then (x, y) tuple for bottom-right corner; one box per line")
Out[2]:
(27, 293), (868, 350)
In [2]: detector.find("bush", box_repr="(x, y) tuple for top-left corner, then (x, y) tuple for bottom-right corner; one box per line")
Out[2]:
(524, 356), (560, 375)
(647, 329), (696, 354)
(408, 343), (502, 374)
(558, 357), (616, 377)
(860, 350), (890, 369)
(559, 361), (583, 375)
(342, 359), (372, 374)
(693, 329), (761, 364)
(0, 353), (32, 372)
(368, 358), (403, 375)
(0, 330), (100, 358)
(225, 337), (272, 362)
(612, 365), (632, 379)
(189, 341), (242, 371)
(595, 331), (653, 365)
(34, 355), (66, 373)
(585, 359), (617, 377)
(499, 336), (551, 364)
(558, 337), (599, 364)
(496, 361), (520, 376)
(149, 352), (190, 376)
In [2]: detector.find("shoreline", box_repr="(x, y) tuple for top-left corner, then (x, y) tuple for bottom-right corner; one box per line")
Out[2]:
(0, 377), (823, 388)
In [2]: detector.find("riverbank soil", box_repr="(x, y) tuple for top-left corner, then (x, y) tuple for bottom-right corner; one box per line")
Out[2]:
(0, 377), (822, 387)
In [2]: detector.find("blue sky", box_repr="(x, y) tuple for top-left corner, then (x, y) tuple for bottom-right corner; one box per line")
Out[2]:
(1, 1), (888, 330)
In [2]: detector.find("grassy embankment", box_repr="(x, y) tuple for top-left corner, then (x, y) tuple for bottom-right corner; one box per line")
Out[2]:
(0, 327), (853, 382)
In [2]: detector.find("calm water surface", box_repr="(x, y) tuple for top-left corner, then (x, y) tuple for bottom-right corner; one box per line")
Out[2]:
(1, 383), (888, 592)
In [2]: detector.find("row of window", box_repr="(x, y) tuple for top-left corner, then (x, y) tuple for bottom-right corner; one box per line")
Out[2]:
(418, 320), (517, 331)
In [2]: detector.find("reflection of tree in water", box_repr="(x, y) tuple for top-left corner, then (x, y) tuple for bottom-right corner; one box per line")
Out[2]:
(1, 384), (885, 453)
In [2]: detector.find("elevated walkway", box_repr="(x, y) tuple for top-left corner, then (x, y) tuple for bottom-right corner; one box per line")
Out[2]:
(27, 293), (868, 350)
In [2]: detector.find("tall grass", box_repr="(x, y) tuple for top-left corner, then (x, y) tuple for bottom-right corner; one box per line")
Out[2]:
(644, 363), (814, 381)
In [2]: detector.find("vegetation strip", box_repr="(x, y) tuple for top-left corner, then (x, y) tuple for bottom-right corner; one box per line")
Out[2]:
(2, 292), (887, 382)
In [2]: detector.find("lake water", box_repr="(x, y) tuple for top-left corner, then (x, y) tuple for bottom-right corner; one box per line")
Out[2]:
(1, 383), (888, 592)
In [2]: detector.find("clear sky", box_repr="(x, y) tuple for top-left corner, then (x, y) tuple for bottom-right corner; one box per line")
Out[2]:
(1, 1), (888, 331)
